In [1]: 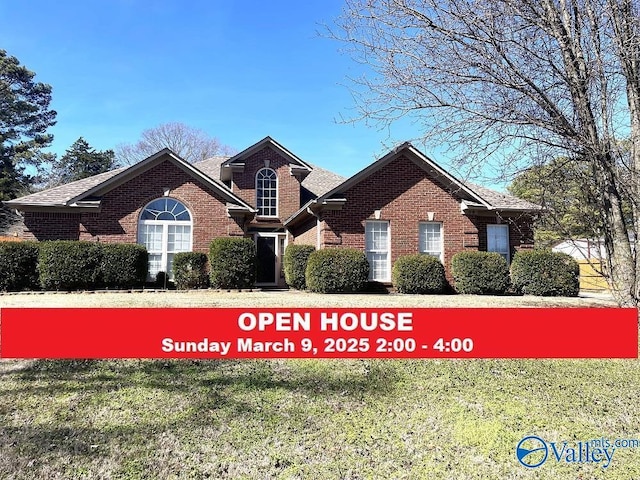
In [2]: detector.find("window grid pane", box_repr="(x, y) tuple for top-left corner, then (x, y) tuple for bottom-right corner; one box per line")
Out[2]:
(141, 224), (163, 252)
(141, 198), (191, 221)
(367, 252), (388, 281)
(256, 168), (278, 216)
(487, 225), (509, 262)
(139, 198), (193, 280)
(148, 254), (162, 277)
(420, 222), (442, 259)
(365, 221), (389, 281)
(168, 225), (191, 252)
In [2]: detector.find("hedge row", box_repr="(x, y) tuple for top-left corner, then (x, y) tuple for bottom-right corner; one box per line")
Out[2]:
(0, 242), (40, 291)
(0, 241), (148, 291)
(0, 239), (580, 297)
(451, 251), (510, 295)
(283, 244), (315, 290)
(0, 237), (259, 292)
(283, 246), (578, 297)
(449, 250), (579, 296)
(209, 238), (256, 289)
(101, 244), (149, 289)
(305, 248), (369, 293)
(174, 252), (209, 290)
(392, 254), (447, 294)
(511, 250), (579, 296)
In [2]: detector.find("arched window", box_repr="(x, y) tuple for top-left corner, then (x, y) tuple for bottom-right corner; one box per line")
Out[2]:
(256, 168), (278, 217)
(138, 198), (192, 280)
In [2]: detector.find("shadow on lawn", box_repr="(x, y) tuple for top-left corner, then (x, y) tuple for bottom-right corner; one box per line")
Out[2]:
(0, 421), (218, 478)
(4, 358), (403, 398)
(0, 359), (405, 477)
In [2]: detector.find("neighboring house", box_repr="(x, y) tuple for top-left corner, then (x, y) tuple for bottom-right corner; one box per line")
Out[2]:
(552, 239), (610, 292)
(4, 137), (540, 286)
(552, 238), (607, 260)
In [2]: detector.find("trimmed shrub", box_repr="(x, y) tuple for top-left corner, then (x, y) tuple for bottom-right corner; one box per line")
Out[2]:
(511, 250), (579, 296)
(209, 237), (256, 289)
(38, 241), (103, 291)
(154, 271), (170, 289)
(101, 244), (148, 288)
(283, 244), (315, 290)
(392, 254), (446, 294)
(0, 241), (40, 291)
(451, 251), (510, 295)
(305, 248), (369, 293)
(174, 252), (209, 290)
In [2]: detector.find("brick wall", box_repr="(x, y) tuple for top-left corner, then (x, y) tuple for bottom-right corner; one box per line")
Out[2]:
(23, 156), (245, 252)
(23, 212), (82, 240)
(316, 154), (534, 281)
(291, 217), (317, 247)
(230, 146), (301, 223)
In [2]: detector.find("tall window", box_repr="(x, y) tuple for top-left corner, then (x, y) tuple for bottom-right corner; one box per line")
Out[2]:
(419, 222), (443, 261)
(487, 224), (510, 262)
(138, 198), (192, 280)
(256, 168), (277, 217)
(365, 220), (390, 282)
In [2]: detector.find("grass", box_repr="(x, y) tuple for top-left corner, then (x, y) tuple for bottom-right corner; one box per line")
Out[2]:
(0, 291), (637, 479)
(0, 289), (618, 308)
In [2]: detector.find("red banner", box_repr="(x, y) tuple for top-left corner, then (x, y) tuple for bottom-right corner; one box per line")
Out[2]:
(0, 308), (636, 359)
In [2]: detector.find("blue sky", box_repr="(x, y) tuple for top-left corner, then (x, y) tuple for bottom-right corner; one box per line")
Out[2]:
(1, 1), (455, 181)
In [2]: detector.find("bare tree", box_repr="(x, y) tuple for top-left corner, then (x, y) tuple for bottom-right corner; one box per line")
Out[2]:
(331, 0), (640, 306)
(115, 122), (236, 165)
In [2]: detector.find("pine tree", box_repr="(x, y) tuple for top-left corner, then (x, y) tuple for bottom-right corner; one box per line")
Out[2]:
(0, 49), (56, 200)
(52, 137), (116, 185)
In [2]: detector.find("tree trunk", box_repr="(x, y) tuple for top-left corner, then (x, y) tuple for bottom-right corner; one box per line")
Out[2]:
(597, 161), (637, 306)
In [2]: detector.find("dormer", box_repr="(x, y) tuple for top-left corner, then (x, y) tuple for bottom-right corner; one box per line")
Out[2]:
(219, 137), (312, 222)
(220, 136), (311, 182)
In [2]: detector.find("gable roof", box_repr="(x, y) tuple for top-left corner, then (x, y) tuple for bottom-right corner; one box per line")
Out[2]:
(5, 139), (536, 223)
(5, 149), (255, 212)
(464, 182), (540, 211)
(194, 155), (346, 199)
(301, 164), (347, 197)
(219, 136), (312, 182)
(193, 155), (230, 180)
(4, 168), (126, 208)
(321, 142), (493, 206)
(284, 142), (540, 225)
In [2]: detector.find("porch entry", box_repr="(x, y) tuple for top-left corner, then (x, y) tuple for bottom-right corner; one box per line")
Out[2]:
(255, 233), (286, 286)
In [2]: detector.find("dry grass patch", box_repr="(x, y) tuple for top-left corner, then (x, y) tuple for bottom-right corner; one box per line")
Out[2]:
(1, 358), (639, 479)
(0, 290), (635, 479)
(0, 289), (617, 308)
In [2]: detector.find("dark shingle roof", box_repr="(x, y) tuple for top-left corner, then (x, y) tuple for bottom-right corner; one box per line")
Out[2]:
(5, 145), (537, 214)
(5, 150), (253, 211)
(193, 156), (230, 180)
(302, 164), (347, 197)
(465, 182), (541, 211)
(5, 168), (126, 206)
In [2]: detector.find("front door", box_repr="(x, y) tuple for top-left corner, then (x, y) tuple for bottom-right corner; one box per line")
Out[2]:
(255, 234), (285, 285)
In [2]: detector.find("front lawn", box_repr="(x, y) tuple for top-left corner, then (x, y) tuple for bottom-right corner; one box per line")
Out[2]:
(0, 289), (617, 308)
(0, 291), (636, 479)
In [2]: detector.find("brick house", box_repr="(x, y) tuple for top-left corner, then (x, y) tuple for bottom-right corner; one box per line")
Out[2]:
(4, 136), (539, 286)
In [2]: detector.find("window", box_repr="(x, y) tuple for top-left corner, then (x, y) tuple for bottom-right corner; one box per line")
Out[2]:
(487, 224), (510, 262)
(256, 168), (277, 217)
(138, 198), (192, 280)
(419, 222), (443, 261)
(365, 220), (390, 282)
